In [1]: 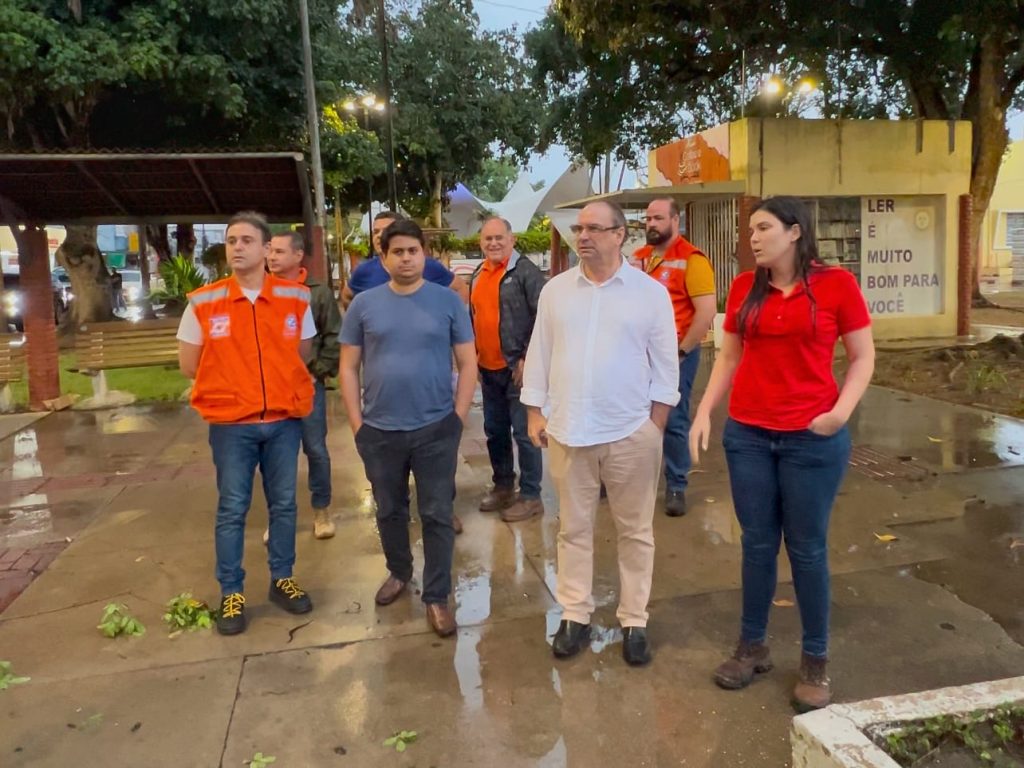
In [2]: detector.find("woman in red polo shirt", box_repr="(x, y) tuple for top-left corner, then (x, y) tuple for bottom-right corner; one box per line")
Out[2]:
(690, 196), (875, 712)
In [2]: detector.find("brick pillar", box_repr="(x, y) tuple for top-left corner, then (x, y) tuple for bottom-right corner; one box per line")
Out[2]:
(549, 225), (565, 275)
(736, 195), (761, 273)
(958, 194), (973, 336)
(20, 226), (60, 409)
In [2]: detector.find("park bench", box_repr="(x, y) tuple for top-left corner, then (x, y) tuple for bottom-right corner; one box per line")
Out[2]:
(0, 334), (26, 412)
(71, 319), (181, 404)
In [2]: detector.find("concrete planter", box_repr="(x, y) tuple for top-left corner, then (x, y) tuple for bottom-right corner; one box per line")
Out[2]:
(791, 676), (1024, 767)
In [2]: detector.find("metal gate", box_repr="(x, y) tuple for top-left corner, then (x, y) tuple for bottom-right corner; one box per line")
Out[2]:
(687, 198), (738, 306)
(1007, 212), (1024, 285)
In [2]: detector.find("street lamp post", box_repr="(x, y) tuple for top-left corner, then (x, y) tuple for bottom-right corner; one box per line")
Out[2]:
(344, 95), (386, 218)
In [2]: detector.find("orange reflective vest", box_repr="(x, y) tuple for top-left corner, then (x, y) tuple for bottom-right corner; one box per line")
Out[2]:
(187, 275), (314, 424)
(633, 236), (711, 342)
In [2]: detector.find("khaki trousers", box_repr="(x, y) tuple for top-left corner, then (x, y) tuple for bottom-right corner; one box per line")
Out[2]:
(548, 419), (663, 627)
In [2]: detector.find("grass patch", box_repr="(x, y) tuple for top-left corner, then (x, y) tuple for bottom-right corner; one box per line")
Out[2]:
(10, 353), (189, 408)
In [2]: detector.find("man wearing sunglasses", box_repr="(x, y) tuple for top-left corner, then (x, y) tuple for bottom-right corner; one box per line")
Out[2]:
(521, 201), (679, 666)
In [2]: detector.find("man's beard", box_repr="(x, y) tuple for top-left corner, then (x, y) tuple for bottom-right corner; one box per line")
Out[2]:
(645, 228), (671, 246)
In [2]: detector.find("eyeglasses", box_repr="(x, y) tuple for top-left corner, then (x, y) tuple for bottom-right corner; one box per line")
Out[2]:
(569, 224), (624, 235)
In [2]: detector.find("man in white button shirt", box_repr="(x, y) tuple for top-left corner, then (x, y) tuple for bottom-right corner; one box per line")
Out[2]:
(522, 201), (679, 666)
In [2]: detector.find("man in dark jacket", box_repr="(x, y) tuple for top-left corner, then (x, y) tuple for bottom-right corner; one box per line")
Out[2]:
(468, 217), (546, 522)
(267, 231), (342, 540)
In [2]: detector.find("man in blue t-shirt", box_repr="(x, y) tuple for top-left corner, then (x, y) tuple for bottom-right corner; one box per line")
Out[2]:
(339, 218), (477, 639)
(341, 211), (469, 308)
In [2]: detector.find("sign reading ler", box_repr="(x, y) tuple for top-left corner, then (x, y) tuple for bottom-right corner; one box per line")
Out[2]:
(860, 196), (943, 316)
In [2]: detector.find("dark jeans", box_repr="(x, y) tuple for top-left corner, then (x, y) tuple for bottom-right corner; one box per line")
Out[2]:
(354, 412), (462, 604)
(722, 417), (851, 658)
(479, 366), (543, 499)
(664, 348), (702, 492)
(301, 381), (331, 509)
(209, 419), (302, 596)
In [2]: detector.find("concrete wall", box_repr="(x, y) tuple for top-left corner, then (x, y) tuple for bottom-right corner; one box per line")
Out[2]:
(980, 140), (1024, 276)
(734, 118), (971, 339)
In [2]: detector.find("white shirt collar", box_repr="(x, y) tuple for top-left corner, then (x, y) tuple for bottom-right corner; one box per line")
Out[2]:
(575, 256), (629, 288)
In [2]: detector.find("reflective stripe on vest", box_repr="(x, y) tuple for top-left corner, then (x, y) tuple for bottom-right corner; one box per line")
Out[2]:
(272, 285), (310, 301)
(189, 286), (230, 306)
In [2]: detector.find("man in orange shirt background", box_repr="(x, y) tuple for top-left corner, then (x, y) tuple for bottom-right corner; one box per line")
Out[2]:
(633, 198), (716, 517)
(469, 217), (547, 522)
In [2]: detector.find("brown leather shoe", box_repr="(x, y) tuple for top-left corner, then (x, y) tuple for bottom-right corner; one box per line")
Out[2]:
(452, 514), (464, 535)
(479, 485), (516, 512)
(374, 575), (407, 606)
(425, 603), (457, 637)
(500, 497), (544, 522)
(793, 653), (831, 712)
(713, 640), (774, 690)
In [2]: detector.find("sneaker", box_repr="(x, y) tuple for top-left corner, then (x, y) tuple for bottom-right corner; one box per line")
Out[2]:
(216, 593), (247, 635)
(313, 508), (336, 539)
(713, 640), (773, 689)
(269, 578), (313, 614)
(792, 653), (831, 712)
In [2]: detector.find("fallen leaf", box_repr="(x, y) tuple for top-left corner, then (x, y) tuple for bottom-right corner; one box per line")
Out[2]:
(704, 497), (716, 503)
(1010, 538), (1024, 550)
(134, 556), (145, 562)
(874, 533), (899, 542)
(927, 436), (943, 443)
(772, 599), (795, 607)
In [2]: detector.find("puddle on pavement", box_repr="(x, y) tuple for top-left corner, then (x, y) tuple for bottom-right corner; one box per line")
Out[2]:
(12, 429), (42, 480)
(899, 502), (1024, 644)
(455, 573), (493, 626)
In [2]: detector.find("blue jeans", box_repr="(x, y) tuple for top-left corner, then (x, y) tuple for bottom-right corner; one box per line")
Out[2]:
(354, 412), (462, 604)
(722, 418), (851, 658)
(209, 419), (302, 596)
(663, 349), (702, 492)
(480, 367), (543, 499)
(301, 381), (331, 509)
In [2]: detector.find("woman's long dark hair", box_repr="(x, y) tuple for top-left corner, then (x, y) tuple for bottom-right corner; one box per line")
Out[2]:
(736, 196), (822, 338)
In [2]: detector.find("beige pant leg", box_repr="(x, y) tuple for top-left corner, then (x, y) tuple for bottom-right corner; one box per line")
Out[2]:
(601, 419), (663, 627)
(549, 437), (604, 624)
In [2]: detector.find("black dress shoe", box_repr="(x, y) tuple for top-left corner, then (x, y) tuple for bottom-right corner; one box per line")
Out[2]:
(622, 627), (652, 666)
(665, 490), (686, 517)
(551, 620), (591, 658)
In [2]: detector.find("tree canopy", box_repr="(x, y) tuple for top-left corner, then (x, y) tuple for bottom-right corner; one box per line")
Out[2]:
(530, 0), (1024, 291)
(335, 0), (539, 225)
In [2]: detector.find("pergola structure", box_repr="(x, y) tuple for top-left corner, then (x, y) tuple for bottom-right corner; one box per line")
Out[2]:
(0, 151), (320, 408)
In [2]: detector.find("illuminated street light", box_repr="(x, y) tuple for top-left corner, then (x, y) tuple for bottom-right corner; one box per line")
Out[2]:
(345, 94), (386, 215)
(797, 78), (817, 94)
(764, 76), (784, 96)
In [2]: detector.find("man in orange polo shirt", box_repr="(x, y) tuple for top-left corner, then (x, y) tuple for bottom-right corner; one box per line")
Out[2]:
(633, 197), (716, 517)
(177, 210), (317, 636)
(468, 217), (546, 522)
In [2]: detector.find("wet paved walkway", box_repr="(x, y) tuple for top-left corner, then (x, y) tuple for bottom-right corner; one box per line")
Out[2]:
(1, 372), (1024, 767)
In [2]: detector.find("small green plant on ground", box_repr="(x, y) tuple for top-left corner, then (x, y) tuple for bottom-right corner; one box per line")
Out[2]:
(383, 730), (418, 753)
(873, 702), (1024, 766)
(245, 753), (275, 768)
(150, 255), (208, 313)
(965, 363), (1008, 396)
(97, 603), (145, 638)
(163, 593), (214, 634)
(0, 661), (30, 690)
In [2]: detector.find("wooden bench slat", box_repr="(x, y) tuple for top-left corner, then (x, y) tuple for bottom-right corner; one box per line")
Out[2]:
(71, 320), (182, 372)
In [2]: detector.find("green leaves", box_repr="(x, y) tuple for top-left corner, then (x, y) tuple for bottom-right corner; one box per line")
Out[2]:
(150, 257), (208, 308)
(161, 592), (215, 634)
(382, 730), (418, 753)
(97, 603), (145, 639)
(0, 661), (30, 690)
(245, 753), (276, 768)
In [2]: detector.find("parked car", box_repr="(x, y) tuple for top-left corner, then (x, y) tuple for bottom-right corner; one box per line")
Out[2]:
(2, 271), (67, 331)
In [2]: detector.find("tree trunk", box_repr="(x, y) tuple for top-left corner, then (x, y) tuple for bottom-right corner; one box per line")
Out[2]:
(56, 225), (114, 324)
(430, 171), (444, 229)
(965, 35), (1011, 308)
(175, 223), (197, 258)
